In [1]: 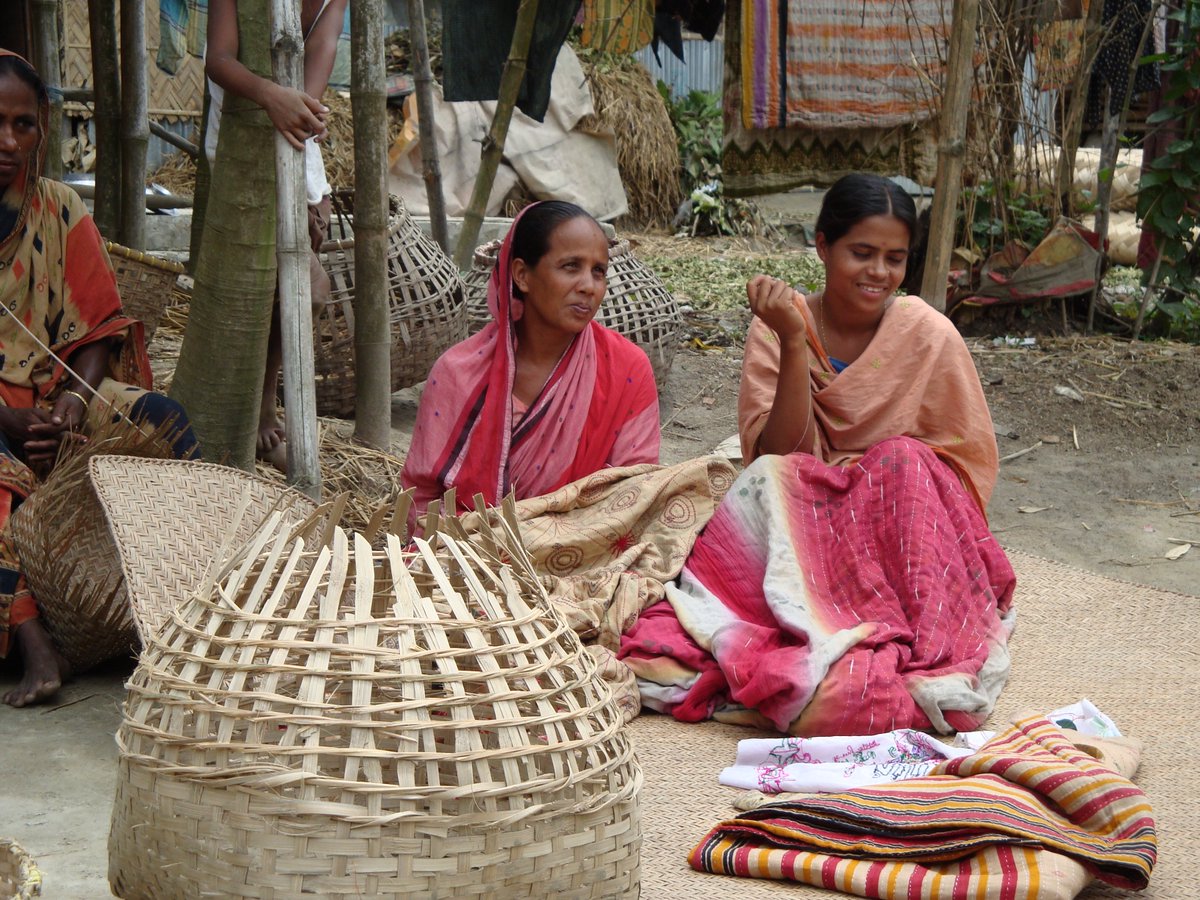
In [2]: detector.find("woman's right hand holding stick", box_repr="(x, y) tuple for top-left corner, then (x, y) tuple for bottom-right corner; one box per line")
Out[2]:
(746, 275), (807, 348)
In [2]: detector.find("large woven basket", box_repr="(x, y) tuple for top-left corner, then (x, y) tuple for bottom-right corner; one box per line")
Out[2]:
(0, 840), (41, 899)
(463, 238), (681, 382)
(314, 192), (467, 417)
(107, 512), (642, 899)
(106, 242), (185, 344)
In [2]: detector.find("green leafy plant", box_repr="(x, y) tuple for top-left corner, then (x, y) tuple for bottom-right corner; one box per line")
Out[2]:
(658, 84), (722, 195)
(1135, 0), (1200, 341)
(963, 180), (1053, 255)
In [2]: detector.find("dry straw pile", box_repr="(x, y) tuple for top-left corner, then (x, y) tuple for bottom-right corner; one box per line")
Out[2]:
(579, 53), (680, 230)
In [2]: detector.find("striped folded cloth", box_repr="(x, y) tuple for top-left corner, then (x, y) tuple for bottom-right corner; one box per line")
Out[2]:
(689, 716), (1156, 899)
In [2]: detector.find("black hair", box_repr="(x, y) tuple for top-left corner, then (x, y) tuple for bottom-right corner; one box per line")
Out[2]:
(0, 54), (49, 111)
(510, 200), (599, 268)
(814, 173), (918, 248)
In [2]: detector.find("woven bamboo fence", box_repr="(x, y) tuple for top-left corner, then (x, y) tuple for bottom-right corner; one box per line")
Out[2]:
(105, 494), (642, 898)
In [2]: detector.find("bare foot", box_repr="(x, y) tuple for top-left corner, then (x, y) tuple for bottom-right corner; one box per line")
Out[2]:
(256, 418), (289, 473)
(3, 618), (71, 707)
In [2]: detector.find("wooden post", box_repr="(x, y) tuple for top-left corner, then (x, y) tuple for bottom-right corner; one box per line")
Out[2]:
(118, 0), (148, 248)
(1055, 0), (1106, 220)
(31, 0), (64, 182)
(406, 0), (449, 252)
(452, 0), (540, 270)
(352, 0), (393, 451)
(88, 0), (121, 237)
(271, 0), (321, 498)
(919, 0), (980, 312)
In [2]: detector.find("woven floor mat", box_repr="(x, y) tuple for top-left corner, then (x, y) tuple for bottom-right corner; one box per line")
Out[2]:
(627, 547), (1199, 899)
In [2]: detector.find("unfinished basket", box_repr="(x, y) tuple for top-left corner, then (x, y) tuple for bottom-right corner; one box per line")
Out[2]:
(107, 518), (642, 899)
(315, 192), (467, 417)
(106, 242), (185, 344)
(464, 238), (680, 382)
(0, 840), (41, 900)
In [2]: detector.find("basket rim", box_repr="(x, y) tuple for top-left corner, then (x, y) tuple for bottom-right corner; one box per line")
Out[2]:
(104, 241), (186, 275)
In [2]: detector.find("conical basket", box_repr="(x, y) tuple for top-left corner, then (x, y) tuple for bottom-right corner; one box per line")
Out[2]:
(106, 511), (642, 899)
(314, 192), (467, 417)
(0, 840), (40, 899)
(463, 238), (680, 383)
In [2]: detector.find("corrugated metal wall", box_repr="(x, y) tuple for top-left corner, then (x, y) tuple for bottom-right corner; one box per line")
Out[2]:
(635, 39), (724, 98)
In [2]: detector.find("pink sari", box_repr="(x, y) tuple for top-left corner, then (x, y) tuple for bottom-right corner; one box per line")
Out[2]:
(401, 205), (660, 527)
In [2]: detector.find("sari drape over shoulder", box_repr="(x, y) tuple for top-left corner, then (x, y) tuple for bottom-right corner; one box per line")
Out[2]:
(400, 205), (660, 527)
(739, 295), (998, 509)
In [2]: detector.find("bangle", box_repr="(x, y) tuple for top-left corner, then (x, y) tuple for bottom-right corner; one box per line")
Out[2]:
(62, 388), (90, 410)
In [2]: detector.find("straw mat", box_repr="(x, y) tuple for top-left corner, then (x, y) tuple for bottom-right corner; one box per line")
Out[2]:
(627, 548), (1198, 900)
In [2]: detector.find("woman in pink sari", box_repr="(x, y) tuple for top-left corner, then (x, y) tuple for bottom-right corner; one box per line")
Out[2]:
(401, 201), (660, 529)
(622, 175), (1016, 737)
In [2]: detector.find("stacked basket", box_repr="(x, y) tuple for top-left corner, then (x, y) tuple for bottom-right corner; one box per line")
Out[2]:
(106, 242), (185, 343)
(463, 238), (681, 383)
(102, 465), (642, 899)
(315, 193), (466, 417)
(0, 840), (41, 899)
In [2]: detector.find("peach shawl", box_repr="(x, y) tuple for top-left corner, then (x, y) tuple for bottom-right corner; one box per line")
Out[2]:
(739, 295), (998, 509)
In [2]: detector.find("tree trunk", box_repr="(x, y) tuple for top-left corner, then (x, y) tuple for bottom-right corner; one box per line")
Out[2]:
(352, 0), (393, 450)
(452, 0), (539, 270)
(189, 87), (213, 273)
(118, 0), (148, 248)
(88, 0), (121, 237)
(920, 0), (981, 312)
(407, 0), (449, 252)
(272, 0), (321, 497)
(170, 0), (278, 470)
(31, 0), (64, 182)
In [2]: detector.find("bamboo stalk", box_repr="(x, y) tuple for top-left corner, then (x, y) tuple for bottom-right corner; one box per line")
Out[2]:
(87, 0), (121, 236)
(118, 0), (148, 248)
(452, 0), (540, 270)
(919, 0), (980, 312)
(407, 0), (449, 252)
(351, 0), (393, 451)
(1055, 0), (1106, 219)
(31, 0), (63, 182)
(271, 0), (321, 498)
(1088, 88), (1118, 334)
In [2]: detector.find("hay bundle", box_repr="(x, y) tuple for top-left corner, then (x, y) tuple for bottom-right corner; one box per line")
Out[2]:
(146, 150), (197, 196)
(580, 56), (680, 229)
(322, 90), (407, 191)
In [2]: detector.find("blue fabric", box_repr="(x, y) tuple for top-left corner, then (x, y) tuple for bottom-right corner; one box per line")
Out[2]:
(123, 392), (202, 460)
(828, 356), (850, 374)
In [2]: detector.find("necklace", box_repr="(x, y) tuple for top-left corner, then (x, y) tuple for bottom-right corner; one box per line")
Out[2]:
(816, 294), (831, 353)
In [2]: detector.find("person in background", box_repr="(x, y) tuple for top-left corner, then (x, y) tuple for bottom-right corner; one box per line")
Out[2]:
(204, 0), (348, 470)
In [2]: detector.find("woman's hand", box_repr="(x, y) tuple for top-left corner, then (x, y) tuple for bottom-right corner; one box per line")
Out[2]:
(746, 275), (807, 343)
(20, 394), (88, 465)
(262, 84), (329, 150)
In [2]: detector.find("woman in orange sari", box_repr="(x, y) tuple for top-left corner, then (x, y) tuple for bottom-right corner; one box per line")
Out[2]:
(622, 175), (1016, 736)
(0, 52), (198, 707)
(401, 201), (660, 530)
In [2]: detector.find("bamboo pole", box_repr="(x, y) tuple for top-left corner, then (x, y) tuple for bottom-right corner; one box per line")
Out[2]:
(919, 0), (980, 312)
(452, 0), (540, 270)
(87, 0), (121, 236)
(1055, 0), (1106, 219)
(31, 0), (64, 182)
(406, 0), (449, 252)
(118, 0), (148, 248)
(352, 0), (393, 451)
(271, 0), (321, 498)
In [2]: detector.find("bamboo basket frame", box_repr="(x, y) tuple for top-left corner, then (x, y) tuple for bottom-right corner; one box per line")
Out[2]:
(105, 242), (185, 344)
(463, 239), (680, 382)
(0, 840), (41, 900)
(314, 192), (466, 417)
(106, 508), (642, 899)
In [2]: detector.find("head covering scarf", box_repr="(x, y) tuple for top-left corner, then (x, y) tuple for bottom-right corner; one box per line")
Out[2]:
(401, 202), (660, 527)
(0, 50), (150, 412)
